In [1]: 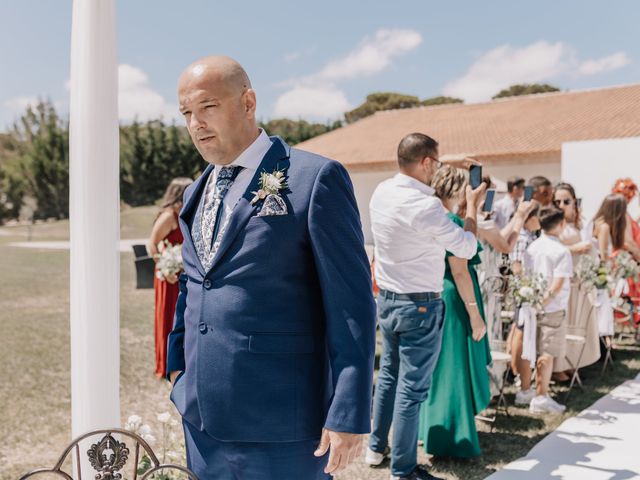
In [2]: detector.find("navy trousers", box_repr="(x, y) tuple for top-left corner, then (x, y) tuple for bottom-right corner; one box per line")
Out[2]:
(182, 419), (331, 480)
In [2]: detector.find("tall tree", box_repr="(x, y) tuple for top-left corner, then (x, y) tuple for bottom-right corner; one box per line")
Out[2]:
(11, 100), (69, 219)
(492, 83), (560, 99)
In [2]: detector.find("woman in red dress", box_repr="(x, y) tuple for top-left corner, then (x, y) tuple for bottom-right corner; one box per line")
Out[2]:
(611, 178), (640, 325)
(148, 177), (192, 378)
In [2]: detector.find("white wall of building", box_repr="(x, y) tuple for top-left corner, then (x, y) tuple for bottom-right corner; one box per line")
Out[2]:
(562, 137), (640, 222)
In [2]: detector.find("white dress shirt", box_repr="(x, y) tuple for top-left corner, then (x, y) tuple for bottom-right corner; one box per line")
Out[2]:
(493, 194), (517, 230)
(203, 129), (273, 233)
(370, 173), (478, 294)
(524, 233), (573, 313)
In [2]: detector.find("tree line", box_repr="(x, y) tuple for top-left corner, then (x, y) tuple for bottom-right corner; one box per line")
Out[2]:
(0, 101), (341, 223)
(0, 83), (558, 223)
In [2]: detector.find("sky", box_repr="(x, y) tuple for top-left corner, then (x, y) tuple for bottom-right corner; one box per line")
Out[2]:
(1, 1), (639, 131)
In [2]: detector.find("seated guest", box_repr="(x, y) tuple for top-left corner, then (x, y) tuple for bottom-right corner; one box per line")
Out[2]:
(509, 203), (541, 406)
(525, 207), (573, 414)
(418, 165), (491, 458)
(494, 175), (525, 230)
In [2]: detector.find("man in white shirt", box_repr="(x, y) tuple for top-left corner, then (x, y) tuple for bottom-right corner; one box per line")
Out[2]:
(366, 133), (485, 480)
(493, 176), (524, 229)
(524, 207), (573, 414)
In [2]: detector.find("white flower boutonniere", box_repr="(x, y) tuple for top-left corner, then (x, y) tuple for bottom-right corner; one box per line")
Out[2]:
(251, 169), (287, 205)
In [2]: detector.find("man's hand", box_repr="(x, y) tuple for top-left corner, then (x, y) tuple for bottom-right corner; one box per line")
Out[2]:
(314, 428), (364, 474)
(169, 370), (182, 385)
(515, 200), (534, 218)
(465, 183), (487, 209)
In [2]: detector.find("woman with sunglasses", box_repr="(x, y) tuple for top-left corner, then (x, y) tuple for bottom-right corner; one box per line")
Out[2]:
(551, 183), (600, 382)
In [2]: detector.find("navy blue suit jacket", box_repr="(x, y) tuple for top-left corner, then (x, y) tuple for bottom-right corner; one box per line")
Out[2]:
(166, 136), (376, 442)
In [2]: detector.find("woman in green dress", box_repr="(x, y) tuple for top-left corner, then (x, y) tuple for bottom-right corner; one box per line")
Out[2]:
(418, 165), (492, 458)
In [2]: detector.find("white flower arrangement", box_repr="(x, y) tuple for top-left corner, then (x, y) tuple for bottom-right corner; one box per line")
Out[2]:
(125, 411), (186, 476)
(250, 169), (287, 205)
(575, 255), (612, 293)
(612, 251), (640, 282)
(507, 273), (548, 310)
(154, 240), (183, 281)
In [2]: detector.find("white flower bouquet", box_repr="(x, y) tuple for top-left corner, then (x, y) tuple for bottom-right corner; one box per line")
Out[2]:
(575, 255), (612, 292)
(154, 240), (183, 281)
(507, 273), (548, 310)
(612, 250), (640, 282)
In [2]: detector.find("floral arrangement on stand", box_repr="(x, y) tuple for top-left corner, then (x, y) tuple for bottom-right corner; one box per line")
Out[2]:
(506, 273), (548, 311)
(611, 251), (640, 312)
(575, 255), (613, 293)
(506, 273), (547, 363)
(154, 240), (183, 281)
(125, 412), (186, 478)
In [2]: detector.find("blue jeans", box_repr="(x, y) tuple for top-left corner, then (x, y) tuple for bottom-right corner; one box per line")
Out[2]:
(369, 295), (445, 477)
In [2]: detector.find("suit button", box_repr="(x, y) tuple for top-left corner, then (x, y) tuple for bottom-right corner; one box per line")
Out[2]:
(199, 323), (207, 334)
(203, 279), (212, 289)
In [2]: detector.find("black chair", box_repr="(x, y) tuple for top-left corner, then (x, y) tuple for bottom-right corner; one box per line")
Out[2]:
(132, 244), (155, 289)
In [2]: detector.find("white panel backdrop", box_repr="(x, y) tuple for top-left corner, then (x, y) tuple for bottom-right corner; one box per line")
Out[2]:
(562, 137), (640, 223)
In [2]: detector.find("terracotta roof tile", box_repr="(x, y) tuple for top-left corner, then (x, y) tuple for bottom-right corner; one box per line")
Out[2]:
(296, 84), (640, 168)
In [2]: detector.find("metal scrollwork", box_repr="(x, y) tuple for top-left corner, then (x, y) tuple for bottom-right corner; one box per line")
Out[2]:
(86, 433), (130, 480)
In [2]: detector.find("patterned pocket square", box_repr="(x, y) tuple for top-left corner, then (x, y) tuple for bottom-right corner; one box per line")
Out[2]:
(257, 194), (288, 217)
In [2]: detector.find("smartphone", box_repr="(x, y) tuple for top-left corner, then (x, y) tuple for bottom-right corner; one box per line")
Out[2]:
(469, 165), (482, 189)
(483, 189), (496, 213)
(524, 185), (534, 202)
(576, 198), (582, 209)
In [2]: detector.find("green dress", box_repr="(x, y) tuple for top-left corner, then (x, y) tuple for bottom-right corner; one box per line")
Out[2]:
(418, 213), (492, 457)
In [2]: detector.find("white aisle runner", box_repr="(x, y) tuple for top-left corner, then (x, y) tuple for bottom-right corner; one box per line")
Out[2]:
(488, 373), (640, 479)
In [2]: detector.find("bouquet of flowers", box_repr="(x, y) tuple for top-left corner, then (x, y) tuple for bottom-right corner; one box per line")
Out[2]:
(507, 273), (548, 310)
(575, 255), (612, 292)
(154, 240), (183, 281)
(612, 250), (640, 282)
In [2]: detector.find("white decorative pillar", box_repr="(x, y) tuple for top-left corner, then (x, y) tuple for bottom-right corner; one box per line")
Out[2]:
(68, 0), (120, 462)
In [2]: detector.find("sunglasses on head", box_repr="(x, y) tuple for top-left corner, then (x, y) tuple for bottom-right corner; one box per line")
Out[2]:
(553, 199), (573, 206)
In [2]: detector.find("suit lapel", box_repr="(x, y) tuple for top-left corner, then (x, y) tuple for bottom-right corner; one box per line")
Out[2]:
(179, 164), (214, 278)
(207, 137), (291, 273)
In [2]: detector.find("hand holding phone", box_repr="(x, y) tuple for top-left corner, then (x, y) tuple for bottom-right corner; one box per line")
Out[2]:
(482, 189), (496, 213)
(469, 165), (482, 190)
(524, 185), (534, 202)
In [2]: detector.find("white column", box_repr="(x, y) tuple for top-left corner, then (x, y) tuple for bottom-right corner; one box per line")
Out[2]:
(69, 0), (120, 452)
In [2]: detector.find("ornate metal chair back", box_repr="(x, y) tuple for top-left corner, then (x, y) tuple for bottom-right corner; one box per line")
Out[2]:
(19, 428), (197, 480)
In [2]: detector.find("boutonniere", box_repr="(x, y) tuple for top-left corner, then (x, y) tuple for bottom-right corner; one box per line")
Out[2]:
(250, 169), (288, 205)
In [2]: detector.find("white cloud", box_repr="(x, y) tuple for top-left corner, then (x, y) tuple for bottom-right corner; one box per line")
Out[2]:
(273, 29), (422, 120)
(3, 96), (40, 112)
(284, 51), (302, 63)
(118, 64), (177, 122)
(316, 29), (422, 82)
(273, 85), (351, 119)
(443, 41), (631, 103)
(578, 52), (630, 75)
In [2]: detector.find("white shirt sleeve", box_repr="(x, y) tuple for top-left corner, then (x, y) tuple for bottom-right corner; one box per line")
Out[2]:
(415, 199), (477, 259)
(554, 249), (574, 278)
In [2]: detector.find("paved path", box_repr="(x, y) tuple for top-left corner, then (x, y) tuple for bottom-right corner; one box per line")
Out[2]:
(8, 238), (148, 253)
(487, 373), (640, 480)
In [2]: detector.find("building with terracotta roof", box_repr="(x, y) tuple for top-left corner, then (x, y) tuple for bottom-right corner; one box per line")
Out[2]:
(297, 84), (640, 243)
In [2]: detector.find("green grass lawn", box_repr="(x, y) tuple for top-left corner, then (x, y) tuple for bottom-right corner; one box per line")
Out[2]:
(0, 208), (638, 480)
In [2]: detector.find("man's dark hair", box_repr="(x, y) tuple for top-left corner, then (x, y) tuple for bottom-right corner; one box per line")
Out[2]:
(397, 133), (438, 169)
(529, 175), (552, 189)
(507, 176), (525, 192)
(539, 206), (565, 232)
